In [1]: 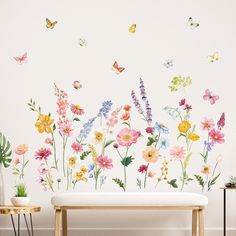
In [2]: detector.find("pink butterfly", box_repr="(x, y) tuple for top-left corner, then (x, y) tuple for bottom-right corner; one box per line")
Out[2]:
(203, 89), (219, 105)
(13, 52), (28, 65)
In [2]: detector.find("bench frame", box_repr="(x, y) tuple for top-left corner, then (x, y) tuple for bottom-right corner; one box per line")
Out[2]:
(54, 205), (205, 236)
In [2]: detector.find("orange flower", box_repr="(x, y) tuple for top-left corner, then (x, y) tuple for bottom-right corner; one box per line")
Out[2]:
(15, 144), (28, 155)
(143, 146), (159, 163)
(121, 112), (130, 121)
(123, 105), (132, 111)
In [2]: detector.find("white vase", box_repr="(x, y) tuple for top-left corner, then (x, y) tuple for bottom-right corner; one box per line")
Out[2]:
(11, 197), (30, 207)
(0, 164), (4, 206)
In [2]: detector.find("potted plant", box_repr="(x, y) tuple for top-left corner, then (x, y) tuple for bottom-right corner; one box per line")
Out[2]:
(225, 176), (236, 188)
(11, 183), (30, 206)
(0, 132), (12, 205)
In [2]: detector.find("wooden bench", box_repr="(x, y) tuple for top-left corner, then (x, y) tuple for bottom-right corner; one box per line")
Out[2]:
(51, 192), (208, 236)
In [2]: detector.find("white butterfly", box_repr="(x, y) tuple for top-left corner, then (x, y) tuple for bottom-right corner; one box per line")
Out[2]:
(187, 17), (199, 29)
(163, 59), (173, 68)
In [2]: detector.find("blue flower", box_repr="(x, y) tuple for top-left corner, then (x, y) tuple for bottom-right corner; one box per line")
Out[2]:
(155, 122), (169, 134)
(89, 173), (93, 178)
(204, 140), (214, 152)
(97, 100), (113, 118)
(78, 117), (96, 139)
(88, 163), (95, 172)
(158, 137), (169, 150)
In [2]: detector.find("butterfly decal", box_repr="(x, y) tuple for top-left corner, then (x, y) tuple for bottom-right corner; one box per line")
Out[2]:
(73, 81), (82, 90)
(79, 38), (87, 47)
(203, 89), (219, 105)
(46, 18), (58, 29)
(13, 52), (28, 65)
(207, 52), (219, 63)
(112, 61), (125, 74)
(163, 59), (173, 68)
(187, 17), (199, 29)
(128, 24), (136, 33)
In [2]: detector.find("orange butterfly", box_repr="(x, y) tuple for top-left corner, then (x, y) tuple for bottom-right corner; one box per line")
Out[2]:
(112, 61), (125, 74)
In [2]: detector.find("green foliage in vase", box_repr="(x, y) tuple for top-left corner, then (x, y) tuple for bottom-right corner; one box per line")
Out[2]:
(0, 132), (12, 168)
(15, 183), (27, 197)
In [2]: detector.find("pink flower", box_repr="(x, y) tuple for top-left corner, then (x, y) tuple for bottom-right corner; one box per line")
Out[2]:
(116, 128), (140, 147)
(45, 138), (53, 145)
(106, 117), (118, 127)
(70, 104), (85, 115)
(201, 117), (215, 130)
(35, 147), (52, 161)
(113, 143), (119, 148)
(96, 155), (113, 170)
(36, 176), (44, 184)
(209, 129), (225, 144)
(179, 99), (185, 106)
(15, 144), (28, 155)
(71, 142), (83, 153)
(217, 112), (225, 130)
(138, 164), (148, 173)
(184, 104), (192, 110)
(148, 171), (156, 178)
(170, 146), (186, 160)
(56, 99), (68, 116)
(58, 119), (73, 136)
(38, 164), (49, 175)
(13, 158), (20, 166)
(145, 127), (154, 134)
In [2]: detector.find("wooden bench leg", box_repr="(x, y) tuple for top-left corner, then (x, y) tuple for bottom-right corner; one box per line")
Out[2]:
(55, 209), (61, 236)
(198, 209), (204, 236)
(192, 210), (197, 236)
(62, 209), (67, 236)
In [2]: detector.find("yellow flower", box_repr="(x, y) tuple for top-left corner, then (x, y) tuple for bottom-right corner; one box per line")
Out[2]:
(178, 120), (191, 133)
(35, 114), (54, 133)
(74, 171), (88, 182)
(88, 144), (98, 163)
(94, 131), (104, 143)
(143, 146), (159, 163)
(68, 156), (77, 168)
(188, 133), (200, 141)
(80, 166), (87, 173)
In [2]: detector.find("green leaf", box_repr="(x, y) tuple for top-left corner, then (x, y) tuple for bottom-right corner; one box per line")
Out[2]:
(183, 152), (192, 169)
(121, 156), (134, 167)
(147, 137), (155, 146)
(104, 140), (115, 149)
(177, 133), (186, 141)
(80, 151), (91, 160)
(194, 175), (204, 189)
(112, 178), (125, 191)
(136, 178), (142, 189)
(208, 173), (221, 191)
(122, 122), (130, 127)
(53, 124), (56, 131)
(167, 179), (178, 188)
(73, 117), (80, 122)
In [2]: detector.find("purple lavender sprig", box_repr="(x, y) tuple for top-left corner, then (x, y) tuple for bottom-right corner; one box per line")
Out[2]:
(139, 78), (153, 125)
(131, 90), (144, 114)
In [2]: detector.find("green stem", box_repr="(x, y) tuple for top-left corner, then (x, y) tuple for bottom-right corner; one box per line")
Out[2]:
(144, 163), (149, 188)
(212, 163), (218, 177)
(51, 132), (58, 170)
(62, 136), (69, 177)
(180, 160), (185, 191)
(123, 148), (129, 191)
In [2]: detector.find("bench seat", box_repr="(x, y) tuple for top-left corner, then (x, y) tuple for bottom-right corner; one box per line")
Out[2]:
(51, 192), (208, 207)
(51, 192), (208, 236)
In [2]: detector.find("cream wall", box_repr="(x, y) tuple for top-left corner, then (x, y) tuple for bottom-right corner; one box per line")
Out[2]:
(1, 0), (236, 235)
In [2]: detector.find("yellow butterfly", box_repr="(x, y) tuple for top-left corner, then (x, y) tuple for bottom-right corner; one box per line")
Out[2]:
(187, 17), (199, 29)
(46, 18), (58, 29)
(128, 24), (136, 33)
(207, 52), (219, 63)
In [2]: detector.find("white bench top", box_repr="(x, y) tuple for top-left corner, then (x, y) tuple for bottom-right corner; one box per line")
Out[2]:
(51, 192), (208, 207)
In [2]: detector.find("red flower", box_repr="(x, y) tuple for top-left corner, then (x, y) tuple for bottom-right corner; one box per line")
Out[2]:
(35, 148), (52, 161)
(184, 104), (192, 110)
(179, 99), (185, 106)
(138, 164), (148, 173)
(145, 127), (154, 134)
